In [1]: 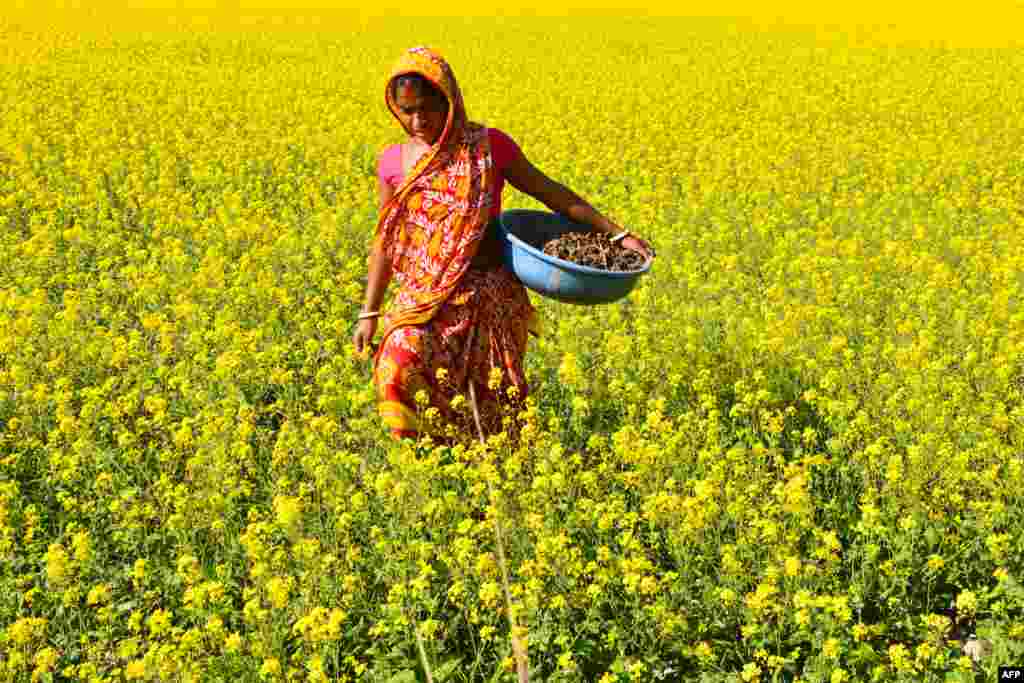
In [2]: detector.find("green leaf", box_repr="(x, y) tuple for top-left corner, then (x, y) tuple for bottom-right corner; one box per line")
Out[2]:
(489, 643), (513, 683)
(385, 670), (417, 683)
(433, 657), (462, 682)
(849, 643), (879, 665)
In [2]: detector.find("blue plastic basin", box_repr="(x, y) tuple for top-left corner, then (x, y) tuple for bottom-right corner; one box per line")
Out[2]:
(497, 209), (651, 305)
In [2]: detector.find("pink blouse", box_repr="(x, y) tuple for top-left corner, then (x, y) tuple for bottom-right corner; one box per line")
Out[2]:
(377, 127), (521, 218)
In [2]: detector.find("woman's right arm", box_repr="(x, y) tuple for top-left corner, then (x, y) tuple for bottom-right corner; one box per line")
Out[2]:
(352, 160), (396, 357)
(362, 240), (392, 314)
(363, 168), (395, 313)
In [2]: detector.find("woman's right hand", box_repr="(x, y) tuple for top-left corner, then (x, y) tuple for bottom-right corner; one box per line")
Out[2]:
(352, 317), (378, 359)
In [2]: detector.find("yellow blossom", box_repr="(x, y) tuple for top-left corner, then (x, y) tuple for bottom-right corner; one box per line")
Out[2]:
(956, 590), (978, 617)
(124, 660), (147, 679)
(259, 658), (281, 678)
(224, 633), (244, 654)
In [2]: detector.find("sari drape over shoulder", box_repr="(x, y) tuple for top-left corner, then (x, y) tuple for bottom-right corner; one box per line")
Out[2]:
(371, 47), (542, 440)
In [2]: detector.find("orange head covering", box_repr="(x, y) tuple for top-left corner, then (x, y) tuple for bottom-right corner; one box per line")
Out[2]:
(372, 47), (497, 362)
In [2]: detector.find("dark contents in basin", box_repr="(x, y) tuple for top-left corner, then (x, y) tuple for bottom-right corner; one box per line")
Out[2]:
(540, 231), (647, 271)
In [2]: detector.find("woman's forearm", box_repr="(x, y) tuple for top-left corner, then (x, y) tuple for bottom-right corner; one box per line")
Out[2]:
(548, 183), (623, 236)
(363, 243), (392, 312)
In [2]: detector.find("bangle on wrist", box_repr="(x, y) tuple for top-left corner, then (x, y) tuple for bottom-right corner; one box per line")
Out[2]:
(358, 310), (381, 320)
(609, 230), (630, 243)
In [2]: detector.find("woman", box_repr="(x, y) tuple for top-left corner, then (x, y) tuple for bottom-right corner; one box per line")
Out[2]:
(352, 46), (655, 442)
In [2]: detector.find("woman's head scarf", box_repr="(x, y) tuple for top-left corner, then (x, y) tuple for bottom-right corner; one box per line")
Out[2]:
(372, 47), (496, 360)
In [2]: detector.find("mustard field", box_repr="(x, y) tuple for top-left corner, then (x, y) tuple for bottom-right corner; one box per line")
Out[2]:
(2, 7), (1024, 682)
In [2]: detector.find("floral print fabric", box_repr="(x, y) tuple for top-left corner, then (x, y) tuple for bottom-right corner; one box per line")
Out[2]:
(371, 47), (541, 439)
(374, 255), (538, 439)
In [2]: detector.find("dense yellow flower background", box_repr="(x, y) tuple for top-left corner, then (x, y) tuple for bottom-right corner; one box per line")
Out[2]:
(2, 3), (1024, 682)
(9, 0), (1024, 46)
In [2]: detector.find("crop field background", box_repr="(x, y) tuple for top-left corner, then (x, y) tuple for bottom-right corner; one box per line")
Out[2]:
(2, 2), (1024, 681)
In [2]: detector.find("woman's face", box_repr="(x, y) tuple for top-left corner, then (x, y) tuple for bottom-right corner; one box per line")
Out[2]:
(394, 82), (448, 146)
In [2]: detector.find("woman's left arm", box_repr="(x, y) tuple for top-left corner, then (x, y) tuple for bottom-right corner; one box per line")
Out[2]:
(504, 147), (655, 260)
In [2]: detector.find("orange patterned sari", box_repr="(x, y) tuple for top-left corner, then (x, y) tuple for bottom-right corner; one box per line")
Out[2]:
(371, 47), (542, 440)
